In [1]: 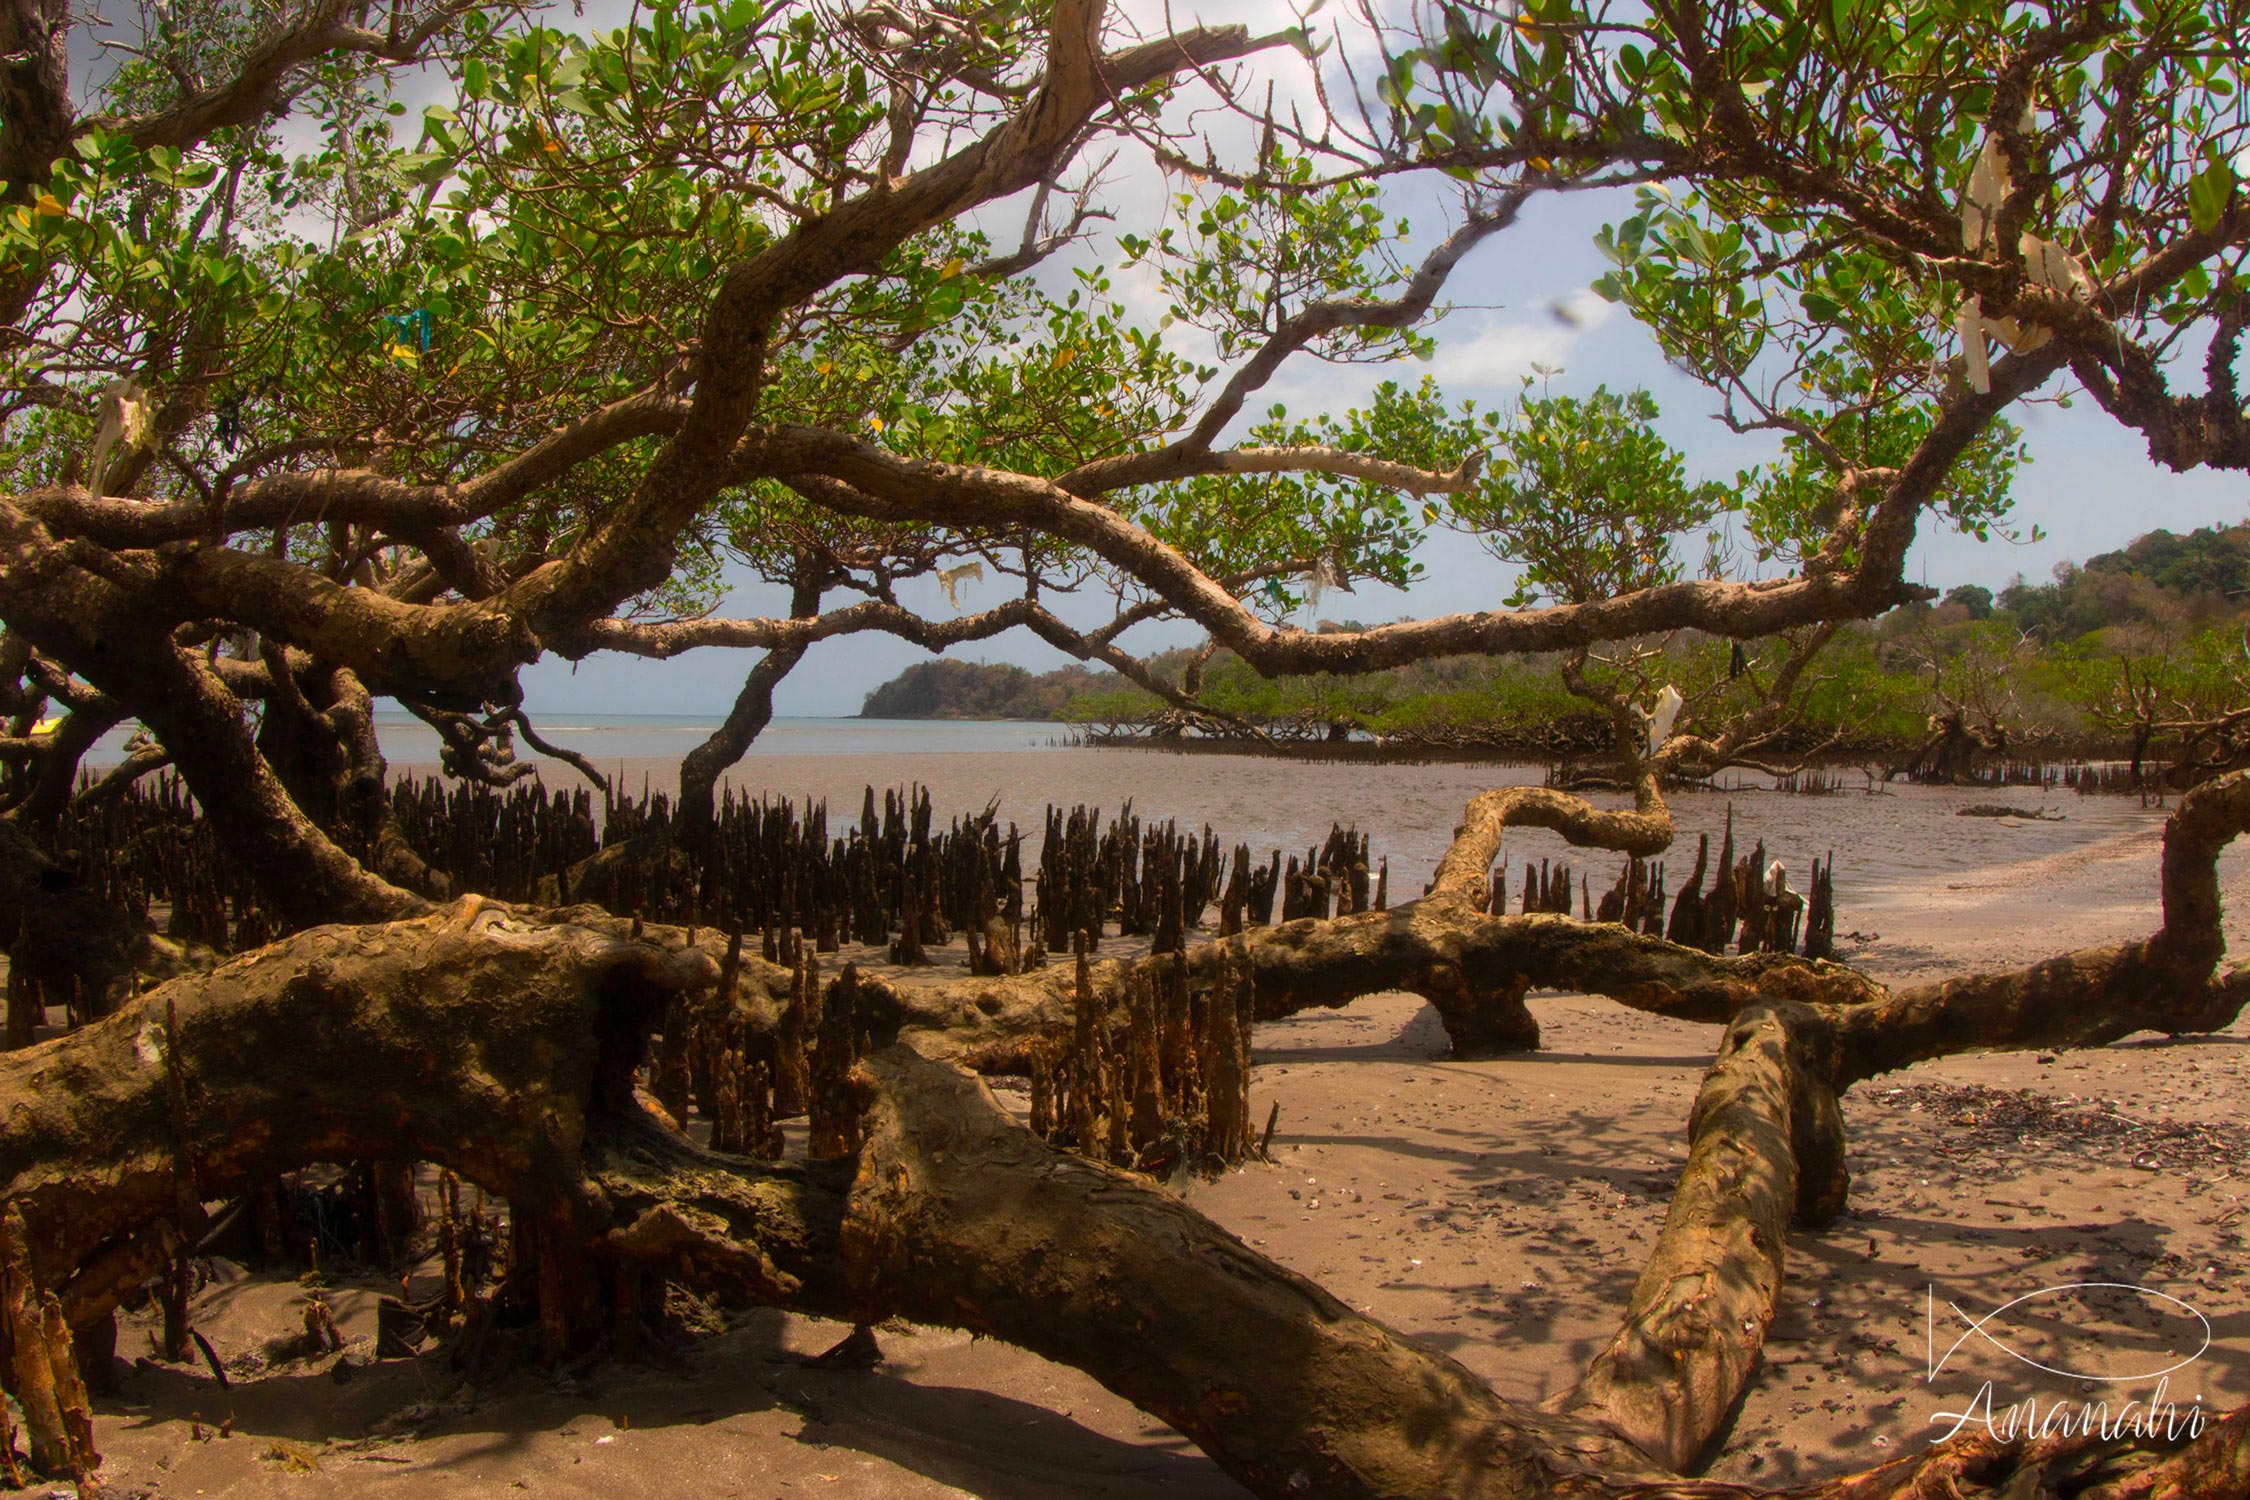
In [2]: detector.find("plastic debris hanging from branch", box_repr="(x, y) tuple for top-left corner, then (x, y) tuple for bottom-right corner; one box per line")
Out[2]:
(1645, 682), (1682, 758)
(382, 308), (433, 365)
(1300, 549), (1352, 611)
(1952, 107), (2096, 394)
(87, 376), (154, 501)
(937, 561), (983, 609)
(1958, 127), (2013, 255)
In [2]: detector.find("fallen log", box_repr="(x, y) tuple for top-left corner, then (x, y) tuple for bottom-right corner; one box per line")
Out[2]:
(1554, 1002), (1844, 1472)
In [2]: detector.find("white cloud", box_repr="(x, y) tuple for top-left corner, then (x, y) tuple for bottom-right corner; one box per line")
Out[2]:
(1241, 291), (1616, 425)
(1424, 293), (1616, 392)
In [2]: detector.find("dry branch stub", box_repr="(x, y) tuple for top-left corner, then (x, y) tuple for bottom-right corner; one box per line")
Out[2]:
(1, 1203), (99, 1486)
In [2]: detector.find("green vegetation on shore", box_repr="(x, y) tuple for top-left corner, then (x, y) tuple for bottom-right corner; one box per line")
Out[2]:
(860, 523), (2250, 760)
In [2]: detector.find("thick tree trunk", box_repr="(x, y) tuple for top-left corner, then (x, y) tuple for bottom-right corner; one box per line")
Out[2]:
(1422, 968), (1541, 1054)
(126, 644), (428, 929)
(846, 1045), (1663, 1497)
(0, 509), (421, 931)
(254, 655), (449, 900)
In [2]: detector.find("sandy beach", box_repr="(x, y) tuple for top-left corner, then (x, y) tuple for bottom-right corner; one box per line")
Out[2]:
(72, 748), (2250, 1498)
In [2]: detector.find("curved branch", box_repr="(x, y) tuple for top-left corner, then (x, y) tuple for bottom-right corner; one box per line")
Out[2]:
(6, 693), (121, 831)
(0, 502), (426, 925)
(1429, 774), (1674, 903)
(676, 574), (823, 834)
(775, 456), (1924, 680)
(2154, 763), (2250, 971)
(65, 743), (170, 813)
(578, 594), (1268, 744)
(509, 710), (612, 795)
(507, 8), (1286, 636)
(849, 900), (1882, 1077)
(90, 0), (472, 155)
(1213, 444), (1486, 493)
(1058, 196), (1528, 495)
(1821, 770), (2250, 1084)
(571, 595), (1041, 660)
(26, 389), (692, 552)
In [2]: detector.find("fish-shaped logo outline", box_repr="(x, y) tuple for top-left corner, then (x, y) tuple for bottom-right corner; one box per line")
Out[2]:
(1927, 1282), (2210, 1385)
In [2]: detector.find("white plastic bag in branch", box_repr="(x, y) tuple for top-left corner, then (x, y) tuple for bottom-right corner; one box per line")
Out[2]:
(1646, 683), (1683, 758)
(1959, 102), (2037, 250)
(88, 375), (154, 501)
(1960, 134), (2011, 252)
(2020, 232), (2092, 302)
(1952, 108), (2096, 394)
(1958, 235), (2093, 391)
(938, 561), (984, 609)
(1955, 286), (2073, 395)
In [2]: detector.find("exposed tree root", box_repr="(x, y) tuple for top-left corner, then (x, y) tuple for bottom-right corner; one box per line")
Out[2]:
(1554, 1002), (1843, 1473)
(849, 1045), (1664, 1498)
(793, 899), (1883, 1074)
(1429, 776), (1679, 903)
(7, 904), (2240, 1497)
(825, 767), (2244, 1082)
(1, 902), (776, 1319)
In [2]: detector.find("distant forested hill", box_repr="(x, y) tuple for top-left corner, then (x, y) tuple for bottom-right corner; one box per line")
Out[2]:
(857, 524), (2250, 746)
(1981, 522), (2250, 639)
(858, 659), (1120, 719)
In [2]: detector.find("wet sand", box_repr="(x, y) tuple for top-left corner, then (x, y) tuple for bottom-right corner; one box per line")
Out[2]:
(81, 751), (2250, 1497)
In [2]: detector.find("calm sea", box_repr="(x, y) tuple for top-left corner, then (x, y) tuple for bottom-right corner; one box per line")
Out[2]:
(91, 714), (1070, 766)
(382, 713), (1070, 763)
